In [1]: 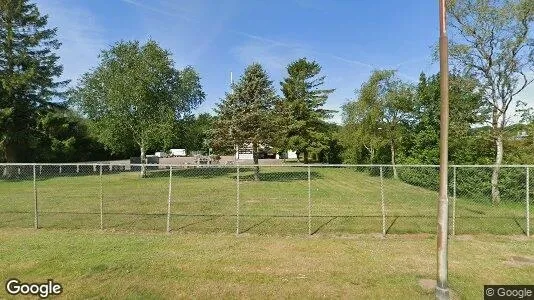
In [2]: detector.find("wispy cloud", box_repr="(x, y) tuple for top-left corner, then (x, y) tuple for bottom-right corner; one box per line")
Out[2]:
(120, 0), (239, 65)
(119, 0), (382, 74)
(119, 0), (193, 22)
(35, 0), (107, 85)
(232, 39), (310, 71)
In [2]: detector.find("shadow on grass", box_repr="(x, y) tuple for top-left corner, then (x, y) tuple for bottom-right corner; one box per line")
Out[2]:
(240, 217), (272, 233)
(513, 218), (527, 235)
(311, 216), (338, 235)
(169, 167), (252, 179)
(175, 215), (222, 230)
(0, 165), (246, 182)
(0, 165), (133, 183)
(463, 207), (486, 215)
(239, 171), (322, 182)
(385, 216), (399, 234)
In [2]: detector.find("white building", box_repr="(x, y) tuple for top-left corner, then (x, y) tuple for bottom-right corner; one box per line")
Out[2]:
(235, 143), (297, 160)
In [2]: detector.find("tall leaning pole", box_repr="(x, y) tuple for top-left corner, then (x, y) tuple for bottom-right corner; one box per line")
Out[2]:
(436, 0), (450, 299)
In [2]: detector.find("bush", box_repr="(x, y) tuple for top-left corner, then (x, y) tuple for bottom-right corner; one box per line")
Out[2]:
(397, 166), (527, 203)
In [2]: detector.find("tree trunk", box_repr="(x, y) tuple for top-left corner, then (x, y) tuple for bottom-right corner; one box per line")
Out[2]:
(303, 149), (309, 164)
(252, 142), (259, 181)
(390, 141), (398, 179)
(140, 145), (147, 178)
(491, 133), (503, 205)
(2, 141), (19, 178)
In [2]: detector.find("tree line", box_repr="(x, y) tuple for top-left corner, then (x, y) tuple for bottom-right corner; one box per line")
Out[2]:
(1, 0), (533, 200)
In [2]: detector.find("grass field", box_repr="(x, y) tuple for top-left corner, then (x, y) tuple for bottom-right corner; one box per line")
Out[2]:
(0, 166), (532, 298)
(0, 229), (532, 299)
(0, 165), (531, 235)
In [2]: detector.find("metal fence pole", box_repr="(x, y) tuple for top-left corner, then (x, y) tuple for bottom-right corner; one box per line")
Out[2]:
(308, 165), (311, 235)
(452, 166), (456, 236)
(526, 167), (530, 237)
(236, 165), (240, 235)
(33, 164), (39, 229)
(166, 166), (173, 233)
(380, 166), (386, 236)
(99, 164), (103, 230)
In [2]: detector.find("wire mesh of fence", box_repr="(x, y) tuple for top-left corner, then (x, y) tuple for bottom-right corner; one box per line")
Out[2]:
(0, 163), (531, 236)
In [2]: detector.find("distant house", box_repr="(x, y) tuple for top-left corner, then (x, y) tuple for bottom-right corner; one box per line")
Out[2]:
(235, 143), (297, 160)
(276, 150), (298, 159)
(515, 130), (528, 140)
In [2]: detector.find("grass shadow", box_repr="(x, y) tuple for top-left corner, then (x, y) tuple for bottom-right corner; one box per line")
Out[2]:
(463, 207), (486, 215)
(175, 215), (222, 230)
(311, 216), (338, 235)
(239, 171), (322, 182)
(513, 217), (527, 235)
(385, 216), (399, 234)
(240, 217), (273, 233)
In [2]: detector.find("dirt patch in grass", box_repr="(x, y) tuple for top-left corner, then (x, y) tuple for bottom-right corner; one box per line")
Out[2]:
(418, 278), (436, 291)
(505, 255), (534, 267)
(454, 235), (474, 240)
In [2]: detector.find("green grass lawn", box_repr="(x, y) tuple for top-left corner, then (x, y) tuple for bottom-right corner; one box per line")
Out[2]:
(0, 229), (532, 299)
(0, 165), (531, 235)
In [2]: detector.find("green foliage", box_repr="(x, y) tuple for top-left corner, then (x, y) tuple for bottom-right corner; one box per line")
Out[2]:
(447, 0), (534, 203)
(397, 167), (440, 191)
(212, 63), (278, 156)
(405, 72), (489, 165)
(340, 70), (412, 166)
(173, 113), (215, 154)
(277, 58), (335, 163)
(0, 0), (67, 163)
(70, 40), (205, 159)
(34, 107), (113, 162)
(398, 166), (527, 203)
(314, 123), (344, 164)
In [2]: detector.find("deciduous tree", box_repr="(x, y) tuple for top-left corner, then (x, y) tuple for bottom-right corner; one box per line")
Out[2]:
(70, 40), (204, 177)
(447, 0), (533, 204)
(341, 70), (412, 178)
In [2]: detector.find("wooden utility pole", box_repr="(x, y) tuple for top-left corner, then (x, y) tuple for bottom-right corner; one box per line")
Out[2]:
(436, 0), (450, 299)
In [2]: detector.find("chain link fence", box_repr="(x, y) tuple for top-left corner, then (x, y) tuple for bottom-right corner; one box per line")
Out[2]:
(0, 163), (531, 236)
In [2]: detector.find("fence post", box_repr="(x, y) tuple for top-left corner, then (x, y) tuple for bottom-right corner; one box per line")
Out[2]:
(76, 164), (79, 173)
(99, 164), (103, 230)
(236, 165), (240, 235)
(166, 166), (173, 233)
(33, 164), (39, 229)
(526, 167), (530, 237)
(308, 165), (311, 235)
(380, 166), (386, 236)
(452, 166), (457, 236)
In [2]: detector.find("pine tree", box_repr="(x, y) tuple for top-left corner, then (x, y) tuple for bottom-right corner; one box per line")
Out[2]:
(278, 58), (334, 164)
(213, 63), (278, 180)
(0, 0), (67, 170)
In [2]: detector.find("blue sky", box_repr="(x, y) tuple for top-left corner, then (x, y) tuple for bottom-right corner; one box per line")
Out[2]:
(34, 0), (533, 123)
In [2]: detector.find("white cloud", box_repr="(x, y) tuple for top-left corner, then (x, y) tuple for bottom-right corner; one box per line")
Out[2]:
(35, 0), (107, 86)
